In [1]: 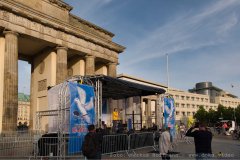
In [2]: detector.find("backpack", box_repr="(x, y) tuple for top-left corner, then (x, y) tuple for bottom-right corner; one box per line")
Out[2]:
(82, 133), (98, 158)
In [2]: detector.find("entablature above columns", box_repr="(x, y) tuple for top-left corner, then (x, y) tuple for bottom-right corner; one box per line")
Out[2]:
(0, 10), (120, 63)
(0, 0), (125, 54)
(3, 30), (19, 37)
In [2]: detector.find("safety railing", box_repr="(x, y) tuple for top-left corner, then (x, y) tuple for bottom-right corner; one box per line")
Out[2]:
(101, 134), (128, 154)
(35, 136), (85, 159)
(0, 137), (34, 158)
(0, 131), (180, 159)
(0, 130), (44, 137)
(129, 132), (155, 150)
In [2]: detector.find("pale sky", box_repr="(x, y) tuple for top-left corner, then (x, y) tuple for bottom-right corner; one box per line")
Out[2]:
(19, 0), (240, 97)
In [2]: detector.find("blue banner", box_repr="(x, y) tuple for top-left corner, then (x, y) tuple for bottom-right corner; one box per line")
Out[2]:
(127, 118), (132, 131)
(163, 97), (175, 139)
(68, 82), (95, 154)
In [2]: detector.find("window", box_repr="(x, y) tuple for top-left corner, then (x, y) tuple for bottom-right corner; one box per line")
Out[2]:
(192, 105), (195, 108)
(187, 112), (190, 116)
(176, 111), (179, 115)
(191, 97), (195, 101)
(186, 96), (190, 100)
(192, 112), (195, 115)
(187, 104), (190, 108)
(176, 103), (179, 108)
(181, 104), (185, 108)
(182, 112), (185, 116)
(181, 96), (185, 100)
(175, 95), (179, 99)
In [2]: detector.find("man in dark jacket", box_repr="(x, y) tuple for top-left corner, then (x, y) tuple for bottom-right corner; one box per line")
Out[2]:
(82, 125), (101, 159)
(186, 122), (213, 159)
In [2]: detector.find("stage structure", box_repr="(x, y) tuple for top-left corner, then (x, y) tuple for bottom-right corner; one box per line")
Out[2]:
(35, 75), (101, 157)
(35, 74), (165, 157)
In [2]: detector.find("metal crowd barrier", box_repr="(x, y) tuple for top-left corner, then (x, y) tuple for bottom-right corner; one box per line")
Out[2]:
(35, 135), (84, 159)
(0, 137), (34, 158)
(129, 132), (155, 151)
(101, 132), (156, 155)
(101, 134), (128, 154)
(0, 132), (161, 158)
(0, 130), (44, 137)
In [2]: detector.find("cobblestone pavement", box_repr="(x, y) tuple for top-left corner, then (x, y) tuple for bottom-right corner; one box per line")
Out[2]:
(102, 135), (240, 159)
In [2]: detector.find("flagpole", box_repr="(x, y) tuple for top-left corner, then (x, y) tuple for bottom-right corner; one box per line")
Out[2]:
(166, 53), (169, 95)
(231, 84), (237, 124)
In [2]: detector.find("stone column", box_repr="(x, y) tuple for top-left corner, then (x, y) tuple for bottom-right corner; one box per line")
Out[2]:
(29, 63), (34, 130)
(2, 31), (19, 131)
(146, 99), (152, 128)
(56, 46), (68, 84)
(85, 55), (95, 76)
(108, 62), (117, 78)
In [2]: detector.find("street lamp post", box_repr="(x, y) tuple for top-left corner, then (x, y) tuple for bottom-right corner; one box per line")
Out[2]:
(230, 84), (237, 124)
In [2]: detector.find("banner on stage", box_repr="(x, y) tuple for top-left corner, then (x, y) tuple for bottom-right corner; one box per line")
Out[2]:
(163, 97), (175, 139)
(68, 82), (95, 154)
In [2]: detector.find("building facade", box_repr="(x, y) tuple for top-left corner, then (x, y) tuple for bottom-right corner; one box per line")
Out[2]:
(117, 74), (240, 127)
(17, 93), (30, 126)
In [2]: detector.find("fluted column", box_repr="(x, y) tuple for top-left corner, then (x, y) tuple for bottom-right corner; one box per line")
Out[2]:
(146, 99), (152, 128)
(85, 55), (95, 76)
(29, 63), (34, 130)
(56, 46), (68, 84)
(2, 31), (19, 131)
(107, 62), (117, 78)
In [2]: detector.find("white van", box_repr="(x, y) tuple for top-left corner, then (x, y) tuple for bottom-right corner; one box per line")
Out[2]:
(220, 120), (236, 135)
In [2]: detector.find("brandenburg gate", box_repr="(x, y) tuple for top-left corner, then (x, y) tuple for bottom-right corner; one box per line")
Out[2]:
(0, 0), (125, 132)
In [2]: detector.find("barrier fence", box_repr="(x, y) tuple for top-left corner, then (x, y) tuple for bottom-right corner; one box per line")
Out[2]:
(129, 132), (155, 150)
(101, 134), (128, 154)
(0, 137), (34, 158)
(0, 132), (167, 159)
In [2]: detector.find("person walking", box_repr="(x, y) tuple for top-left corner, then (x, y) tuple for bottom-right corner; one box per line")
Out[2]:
(159, 127), (171, 160)
(179, 123), (186, 139)
(186, 122), (213, 159)
(82, 125), (101, 159)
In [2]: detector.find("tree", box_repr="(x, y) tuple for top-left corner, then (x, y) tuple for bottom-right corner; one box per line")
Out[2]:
(235, 105), (240, 124)
(207, 108), (218, 126)
(194, 106), (208, 123)
(194, 104), (240, 126)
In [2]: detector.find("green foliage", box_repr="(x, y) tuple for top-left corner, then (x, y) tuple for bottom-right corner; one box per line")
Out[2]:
(194, 106), (207, 123)
(194, 104), (240, 125)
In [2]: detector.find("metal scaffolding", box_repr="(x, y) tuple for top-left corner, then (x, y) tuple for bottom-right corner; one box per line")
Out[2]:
(35, 75), (101, 159)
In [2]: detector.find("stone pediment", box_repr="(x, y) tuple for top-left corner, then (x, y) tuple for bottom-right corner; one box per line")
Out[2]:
(48, 0), (73, 11)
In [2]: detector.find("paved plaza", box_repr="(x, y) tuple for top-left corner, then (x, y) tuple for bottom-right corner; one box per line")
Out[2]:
(102, 135), (240, 159)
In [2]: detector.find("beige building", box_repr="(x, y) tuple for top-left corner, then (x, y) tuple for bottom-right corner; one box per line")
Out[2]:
(0, 0), (125, 132)
(170, 89), (218, 121)
(17, 93), (30, 126)
(117, 74), (240, 127)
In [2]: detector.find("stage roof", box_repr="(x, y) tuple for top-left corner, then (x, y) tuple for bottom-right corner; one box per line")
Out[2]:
(87, 75), (166, 100)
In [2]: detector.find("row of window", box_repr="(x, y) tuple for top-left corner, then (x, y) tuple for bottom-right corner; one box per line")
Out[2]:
(18, 114), (29, 117)
(175, 103), (217, 109)
(220, 100), (240, 106)
(174, 95), (208, 102)
(18, 118), (28, 120)
(176, 111), (195, 116)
